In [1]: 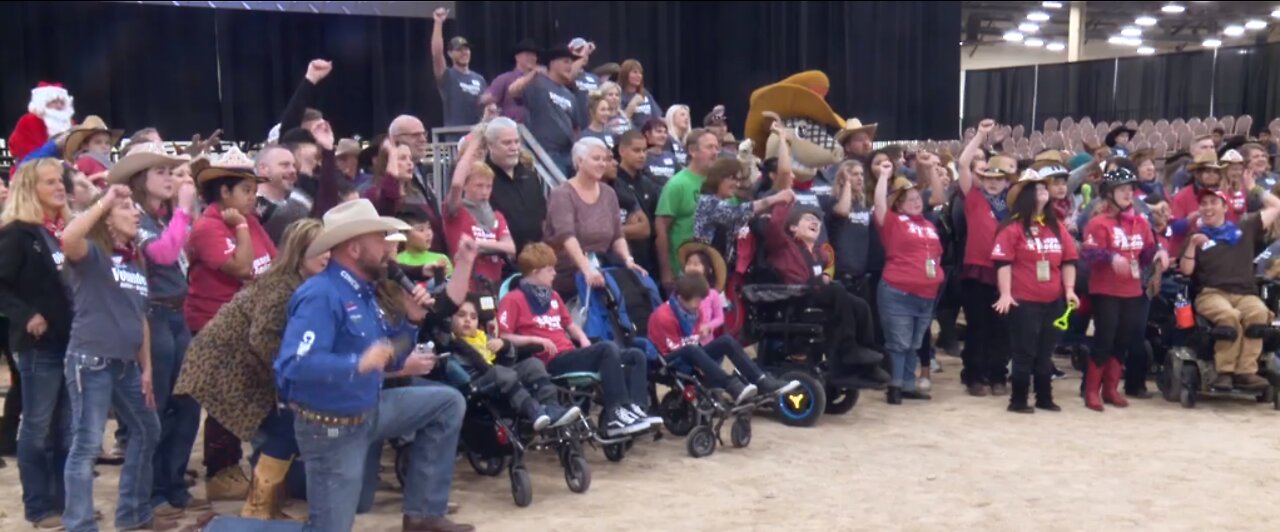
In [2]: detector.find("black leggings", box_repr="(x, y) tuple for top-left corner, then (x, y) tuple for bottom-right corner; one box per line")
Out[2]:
(960, 279), (1011, 385)
(1006, 300), (1065, 385)
(1090, 295), (1146, 366)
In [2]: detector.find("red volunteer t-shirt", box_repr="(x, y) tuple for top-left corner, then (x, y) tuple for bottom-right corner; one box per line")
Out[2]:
(185, 205), (277, 331)
(990, 220), (1079, 303)
(496, 288), (575, 365)
(877, 212), (945, 299)
(648, 303), (703, 356)
(445, 207), (511, 291)
(962, 188), (1000, 269)
(1082, 212), (1153, 298)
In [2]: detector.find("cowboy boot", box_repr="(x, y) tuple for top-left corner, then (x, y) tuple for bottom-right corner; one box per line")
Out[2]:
(1102, 358), (1129, 408)
(241, 455), (293, 520)
(1084, 359), (1105, 412)
(1033, 373), (1061, 411)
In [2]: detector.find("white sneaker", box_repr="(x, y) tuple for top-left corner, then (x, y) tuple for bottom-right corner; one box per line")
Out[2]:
(628, 404), (663, 426)
(603, 406), (648, 437)
(917, 377), (933, 393)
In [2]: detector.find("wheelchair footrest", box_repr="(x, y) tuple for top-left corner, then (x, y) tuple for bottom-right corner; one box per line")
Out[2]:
(1244, 324), (1280, 341)
(551, 372), (601, 387)
(1210, 326), (1239, 342)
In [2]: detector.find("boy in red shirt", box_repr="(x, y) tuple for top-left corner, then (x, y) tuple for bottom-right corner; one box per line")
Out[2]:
(445, 144), (516, 291)
(649, 274), (799, 402)
(497, 243), (658, 437)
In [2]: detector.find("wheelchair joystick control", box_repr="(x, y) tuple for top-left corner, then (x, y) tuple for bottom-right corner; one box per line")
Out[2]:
(1053, 302), (1077, 332)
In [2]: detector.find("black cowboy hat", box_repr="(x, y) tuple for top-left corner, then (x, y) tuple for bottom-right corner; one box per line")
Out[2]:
(1104, 125), (1137, 148)
(511, 38), (539, 57)
(540, 43), (580, 63)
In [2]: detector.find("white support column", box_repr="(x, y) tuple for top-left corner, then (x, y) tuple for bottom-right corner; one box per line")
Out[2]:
(1068, 1), (1086, 62)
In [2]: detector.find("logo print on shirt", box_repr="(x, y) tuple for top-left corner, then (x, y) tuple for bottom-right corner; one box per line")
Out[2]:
(534, 314), (563, 330)
(112, 265), (150, 298)
(548, 92), (574, 113)
(1111, 228), (1144, 251)
(460, 79), (482, 96)
(499, 311), (509, 330)
(1026, 237), (1063, 254)
(298, 331), (315, 356)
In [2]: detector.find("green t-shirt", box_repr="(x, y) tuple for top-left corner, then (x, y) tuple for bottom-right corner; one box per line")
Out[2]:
(655, 167), (706, 267)
(397, 249), (453, 276)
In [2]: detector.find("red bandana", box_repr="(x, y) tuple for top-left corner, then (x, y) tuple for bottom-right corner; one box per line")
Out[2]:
(42, 214), (65, 240)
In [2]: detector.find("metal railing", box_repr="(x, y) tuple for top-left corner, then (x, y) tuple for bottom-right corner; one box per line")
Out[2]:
(427, 123), (568, 201)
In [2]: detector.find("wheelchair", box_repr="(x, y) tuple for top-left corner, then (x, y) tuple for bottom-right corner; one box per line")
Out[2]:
(650, 349), (763, 459)
(1155, 276), (1280, 410)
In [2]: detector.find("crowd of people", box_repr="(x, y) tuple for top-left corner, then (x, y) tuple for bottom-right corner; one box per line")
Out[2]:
(2, 6), (1280, 532)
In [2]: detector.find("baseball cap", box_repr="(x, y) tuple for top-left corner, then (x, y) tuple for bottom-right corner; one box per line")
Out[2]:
(448, 36), (470, 51)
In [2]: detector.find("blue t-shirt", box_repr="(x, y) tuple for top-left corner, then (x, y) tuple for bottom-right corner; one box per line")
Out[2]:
(66, 244), (149, 360)
(524, 74), (580, 156)
(440, 68), (488, 127)
(645, 151), (681, 185)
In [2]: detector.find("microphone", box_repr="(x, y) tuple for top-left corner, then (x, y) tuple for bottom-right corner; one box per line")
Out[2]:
(386, 263), (418, 296)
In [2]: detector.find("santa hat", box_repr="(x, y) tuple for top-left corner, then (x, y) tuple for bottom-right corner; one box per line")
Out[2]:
(29, 81), (72, 114)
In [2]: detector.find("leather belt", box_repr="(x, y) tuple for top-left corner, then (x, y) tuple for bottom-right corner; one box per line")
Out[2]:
(150, 297), (185, 312)
(289, 403), (366, 427)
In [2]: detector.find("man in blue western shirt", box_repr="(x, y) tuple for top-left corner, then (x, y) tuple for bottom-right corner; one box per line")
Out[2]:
(201, 199), (476, 532)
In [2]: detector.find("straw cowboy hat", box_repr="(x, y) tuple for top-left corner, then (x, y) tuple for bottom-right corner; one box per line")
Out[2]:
(835, 118), (878, 146)
(1187, 151), (1226, 171)
(1006, 169), (1049, 207)
(192, 146), (259, 185)
(308, 199), (404, 258)
(676, 241), (728, 292)
(335, 138), (361, 158)
(107, 142), (188, 185)
(975, 155), (1018, 179)
(886, 176), (922, 210)
(1030, 150), (1070, 180)
(61, 115), (123, 161)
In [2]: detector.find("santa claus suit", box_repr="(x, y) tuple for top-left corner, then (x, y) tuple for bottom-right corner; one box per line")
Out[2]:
(8, 82), (74, 171)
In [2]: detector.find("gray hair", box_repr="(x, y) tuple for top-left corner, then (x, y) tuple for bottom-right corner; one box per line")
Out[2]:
(484, 117), (519, 146)
(254, 144), (291, 174)
(571, 137), (609, 167)
(598, 81), (621, 96)
(388, 114), (420, 137)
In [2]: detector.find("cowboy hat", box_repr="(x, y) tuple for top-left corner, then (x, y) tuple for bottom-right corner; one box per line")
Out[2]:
(308, 199), (405, 258)
(886, 176), (922, 210)
(336, 138), (361, 158)
(1187, 151), (1226, 171)
(62, 115), (123, 161)
(676, 241), (728, 292)
(107, 142), (188, 185)
(511, 38), (539, 56)
(835, 118), (878, 146)
(541, 44), (579, 63)
(1104, 125), (1136, 148)
(192, 146), (259, 185)
(1006, 169), (1049, 207)
(1034, 149), (1066, 165)
(975, 155), (1018, 179)
(1219, 149), (1244, 166)
(744, 71), (845, 158)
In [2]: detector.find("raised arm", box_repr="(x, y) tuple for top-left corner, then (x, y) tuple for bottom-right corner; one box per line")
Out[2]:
(63, 185), (130, 263)
(509, 67), (541, 99)
(430, 8), (449, 81)
(447, 124), (486, 215)
(769, 118), (794, 191)
(959, 119), (994, 195)
(872, 161), (892, 226)
(832, 169), (854, 218)
(281, 60), (331, 132)
(142, 183), (196, 265)
(918, 152), (946, 208)
(1258, 188), (1280, 229)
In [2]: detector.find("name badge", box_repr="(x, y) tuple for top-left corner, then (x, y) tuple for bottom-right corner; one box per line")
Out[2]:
(588, 253), (602, 270)
(1036, 260), (1051, 282)
(925, 258), (937, 279)
(1130, 260), (1140, 280)
(812, 265), (822, 276)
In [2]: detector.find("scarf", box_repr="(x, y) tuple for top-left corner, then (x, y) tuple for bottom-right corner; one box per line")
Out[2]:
(668, 296), (696, 337)
(1117, 205), (1141, 225)
(462, 198), (496, 230)
(1199, 220), (1242, 247)
(83, 150), (113, 170)
(519, 279), (554, 316)
(984, 190), (1009, 222)
(42, 213), (65, 240)
(114, 242), (138, 264)
(1136, 181), (1161, 198)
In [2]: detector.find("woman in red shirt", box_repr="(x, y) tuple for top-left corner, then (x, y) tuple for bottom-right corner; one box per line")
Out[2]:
(991, 170), (1080, 414)
(1080, 167), (1169, 412)
(874, 170), (944, 405)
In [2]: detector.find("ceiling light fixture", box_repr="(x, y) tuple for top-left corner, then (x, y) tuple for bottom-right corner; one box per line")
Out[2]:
(1135, 16), (1158, 26)
(1019, 22), (1040, 33)
(1004, 31), (1025, 42)
(1042, 1), (1063, 8)
(1273, 9), (1280, 19)
(1108, 36), (1127, 45)
(1202, 38), (1222, 48)
(1244, 19), (1267, 30)
(1046, 42), (1066, 51)
(1027, 11), (1051, 22)
(1121, 26), (1143, 37)
(1025, 38), (1045, 47)
(1124, 37), (1144, 47)
(1161, 3), (1185, 14)
(1223, 25), (1245, 37)
(1137, 46), (1155, 55)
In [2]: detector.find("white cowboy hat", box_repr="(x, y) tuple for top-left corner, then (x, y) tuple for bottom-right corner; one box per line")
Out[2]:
(1007, 168), (1049, 207)
(834, 117), (878, 145)
(382, 216), (410, 242)
(307, 199), (404, 258)
(193, 146), (260, 185)
(107, 142), (188, 185)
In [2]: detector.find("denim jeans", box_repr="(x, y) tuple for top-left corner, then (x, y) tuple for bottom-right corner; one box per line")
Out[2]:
(666, 336), (765, 387)
(16, 348), (70, 523)
(147, 304), (200, 508)
(63, 352), (161, 532)
(878, 281), (938, 391)
(547, 342), (649, 409)
(203, 385), (465, 532)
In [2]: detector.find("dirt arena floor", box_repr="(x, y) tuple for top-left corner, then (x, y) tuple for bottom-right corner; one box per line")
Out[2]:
(1, 354), (1278, 531)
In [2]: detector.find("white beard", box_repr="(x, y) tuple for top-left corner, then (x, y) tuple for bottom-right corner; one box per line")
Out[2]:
(42, 107), (74, 136)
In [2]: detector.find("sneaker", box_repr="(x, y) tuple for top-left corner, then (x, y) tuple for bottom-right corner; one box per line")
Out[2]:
(990, 383), (1009, 396)
(546, 405), (583, 428)
(930, 358), (943, 373)
(724, 381), (759, 404)
(627, 404), (663, 427)
(1052, 368), (1067, 380)
(530, 411), (553, 432)
(206, 466), (250, 501)
(757, 376), (801, 396)
(917, 377), (933, 393)
(602, 406), (649, 437)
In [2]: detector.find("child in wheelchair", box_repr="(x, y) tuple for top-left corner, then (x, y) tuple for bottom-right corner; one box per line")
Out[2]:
(442, 297), (582, 432)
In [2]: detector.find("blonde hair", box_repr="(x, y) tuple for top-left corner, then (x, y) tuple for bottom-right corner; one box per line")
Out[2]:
(465, 160), (495, 184)
(2, 159), (72, 227)
(263, 218), (324, 279)
(665, 105), (690, 146)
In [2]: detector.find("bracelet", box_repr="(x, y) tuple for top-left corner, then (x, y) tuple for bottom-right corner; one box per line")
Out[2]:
(235, 223), (249, 232)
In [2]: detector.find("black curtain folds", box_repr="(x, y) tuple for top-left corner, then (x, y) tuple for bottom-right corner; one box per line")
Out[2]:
(963, 66), (1036, 130)
(1, 1), (960, 142)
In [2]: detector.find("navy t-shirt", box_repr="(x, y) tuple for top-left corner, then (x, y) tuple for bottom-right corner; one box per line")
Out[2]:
(827, 202), (876, 277)
(66, 244), (149, 360)
(578, 128), (615, 151)
(440, 68), (488, 127)
(645, 151), (681, 185)
(524, 74), (580, 155)
(573, 71), (601, 127)
(624, 89), (662, 128)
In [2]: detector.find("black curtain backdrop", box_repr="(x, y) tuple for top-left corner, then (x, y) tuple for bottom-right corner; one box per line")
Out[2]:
(963, 66), (1035, 130)
(457, 1), (961, 141)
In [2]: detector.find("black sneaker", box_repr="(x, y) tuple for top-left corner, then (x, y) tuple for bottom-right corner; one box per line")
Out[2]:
(724, 381), (759, 404)
(602, 406), (648, 438)
(757, 376), (801, 396)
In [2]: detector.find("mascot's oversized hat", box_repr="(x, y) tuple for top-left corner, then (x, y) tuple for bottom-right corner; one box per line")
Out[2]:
(744, 71), (846, 159)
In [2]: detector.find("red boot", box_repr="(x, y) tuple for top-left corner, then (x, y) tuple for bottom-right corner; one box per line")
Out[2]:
(1084, 359), (1105, 411)
(1102, 358), (1129, 407)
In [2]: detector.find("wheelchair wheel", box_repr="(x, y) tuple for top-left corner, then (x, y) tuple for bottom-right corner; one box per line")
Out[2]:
(730, 416), (751, 448)
(563, 452), (591, 494)
(510, 466), (532, 507)
(467, 451), (506, 477)
(686, 426), (717, 458)
(1179, 365), (1198, 409)
(660, 389), (696, 437)
(1158, 357), (1179, 402)
(824, 386), (859, 415)
(603, 442), (627, 462)
(775, 371), (825, 427)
